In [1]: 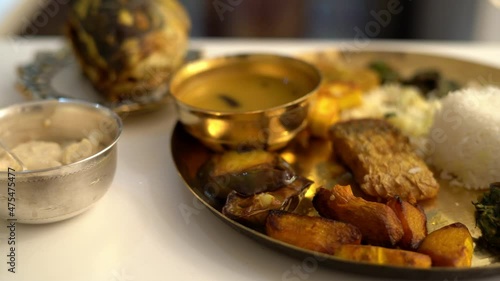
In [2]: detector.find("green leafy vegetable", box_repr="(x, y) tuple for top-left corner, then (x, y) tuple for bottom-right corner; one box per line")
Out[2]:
(473, 182), (500, 250)
(368, 61), (460, 98)
(369, 61), (400, 84)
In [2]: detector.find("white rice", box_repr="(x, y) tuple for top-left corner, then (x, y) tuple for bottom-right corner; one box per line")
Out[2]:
(429, 86), (500, 190)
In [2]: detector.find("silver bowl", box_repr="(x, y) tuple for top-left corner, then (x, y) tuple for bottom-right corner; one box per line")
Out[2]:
(0, 99), (122, 223)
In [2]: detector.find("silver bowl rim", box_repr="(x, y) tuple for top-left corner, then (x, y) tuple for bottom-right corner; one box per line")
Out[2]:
(0, 98), (123, 175)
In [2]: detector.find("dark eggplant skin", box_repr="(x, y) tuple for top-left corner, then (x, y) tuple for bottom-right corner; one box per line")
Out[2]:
(222, 177), (313, 227)
(199, 151), (296, 199)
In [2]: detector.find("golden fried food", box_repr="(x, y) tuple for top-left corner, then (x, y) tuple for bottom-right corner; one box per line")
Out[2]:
(309, 82), (364, 138)
(298, 51), (380, 92)
(222, 177), (312, 227)
(329, 119), (439, 203)
(198, 150), (295, 199)
(387, 196), (427, 250)
(266, 210), (361, 255)
(417, 222), (473, 268)
(335, 244), (432, 268)
(308, 94), (340, 138)
(313, 185), (403, 247)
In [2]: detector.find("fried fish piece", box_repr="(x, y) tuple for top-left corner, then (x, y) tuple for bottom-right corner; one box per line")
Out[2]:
(335, 244), (432, 268)
(329, 118), (439, 203)
(313, 185), (404, 247)
(266, 210), (361, 255)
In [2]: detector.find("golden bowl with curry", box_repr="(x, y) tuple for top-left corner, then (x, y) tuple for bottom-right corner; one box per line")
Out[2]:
(169, 54), (322, 151)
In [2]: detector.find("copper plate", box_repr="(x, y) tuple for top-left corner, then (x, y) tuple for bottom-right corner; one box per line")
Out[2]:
(171, 51), (500, 280)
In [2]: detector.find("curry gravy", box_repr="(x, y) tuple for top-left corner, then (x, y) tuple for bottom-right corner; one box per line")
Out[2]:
(177, 71), (309, 112)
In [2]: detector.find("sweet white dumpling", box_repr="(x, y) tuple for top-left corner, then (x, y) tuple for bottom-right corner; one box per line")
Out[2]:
(11, 141), (63, 170)
(62, 138), (95, 165)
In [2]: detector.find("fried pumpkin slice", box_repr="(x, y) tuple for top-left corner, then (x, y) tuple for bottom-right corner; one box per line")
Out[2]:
(335, 244), (432, 268)
(266, 210), (361, 255)
(387, 196), (427, 250)
(313, 185), (403, 247)
(417, 223), (473, 267)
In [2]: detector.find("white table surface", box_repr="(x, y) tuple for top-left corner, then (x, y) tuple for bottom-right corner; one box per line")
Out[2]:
(0, 38), (500, 281)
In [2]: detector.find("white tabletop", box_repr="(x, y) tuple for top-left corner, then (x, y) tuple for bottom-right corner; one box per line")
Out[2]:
(0, 38), (500, 281)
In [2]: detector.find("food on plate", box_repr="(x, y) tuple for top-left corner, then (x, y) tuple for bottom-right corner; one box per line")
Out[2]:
(300, 52), (380, 92)
(313, 186), (404, 247)
(0, 139), (100, 171)
(368, 61), (401, 84)
(181, 52), (500, 271)
(175, 71), (311, 112)
(322, 83), (364, 110)
(417, 223), (473, 268)
(66, 0), (190, 102)
(473, 182), (500, 251)
(403, 70), (460, 98)
(430, 86), (500, 190)
(369, 61), (459, 97)
(308, 83), (363, 138)
(308, 94), (340, 138)
(198, 150), (296, 199)
(329, 119), (439, 203)
(387, 196), (427, 250)
(222, 176), (312, 226)
(334, 244), (432, 268)
(265, 210), (361, 255)
(340, 85), (440, 139)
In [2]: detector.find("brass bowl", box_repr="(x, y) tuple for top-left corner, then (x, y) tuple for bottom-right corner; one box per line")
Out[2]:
(169, 54), (322, 151)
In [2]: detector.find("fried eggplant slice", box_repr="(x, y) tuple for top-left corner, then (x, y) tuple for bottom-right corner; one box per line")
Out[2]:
(222, 177), (312, 226)
(417, 223), (473, 267)
(266, 210), (361, 254)
(335, 244), (432, 268)
(198, 150), (295, 199)
(329, 119), (439, 203)
(387, 196), (427, 250)
(313, 185), (404, 247)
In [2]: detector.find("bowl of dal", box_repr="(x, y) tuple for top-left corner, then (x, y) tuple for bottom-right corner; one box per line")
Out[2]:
(169, 54), (322, 151)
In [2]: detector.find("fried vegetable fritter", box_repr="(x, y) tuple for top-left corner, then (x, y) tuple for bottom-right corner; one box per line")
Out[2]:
(329, 118), (439, 203)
